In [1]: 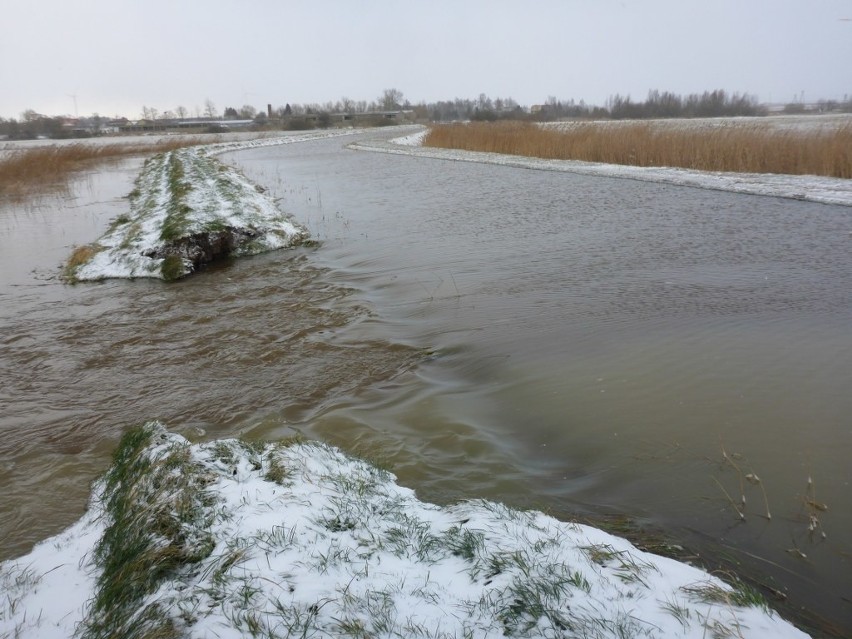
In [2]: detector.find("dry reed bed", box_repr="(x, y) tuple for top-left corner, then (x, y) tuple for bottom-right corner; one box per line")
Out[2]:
(424, 122), (852, 178)
(0, 138), (203, 198)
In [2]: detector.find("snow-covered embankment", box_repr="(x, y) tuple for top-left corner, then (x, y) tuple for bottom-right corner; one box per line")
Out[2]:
(65, 130), (362, 282)
(65, 147), (302, 281)
(1, 423), (809, 638)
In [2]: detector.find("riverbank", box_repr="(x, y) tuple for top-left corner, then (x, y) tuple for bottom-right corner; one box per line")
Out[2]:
(350, 122), (852, 207)
(424, 118), (851, 178)
(2, 126), (848, 636)
(0, 422), (809, 639)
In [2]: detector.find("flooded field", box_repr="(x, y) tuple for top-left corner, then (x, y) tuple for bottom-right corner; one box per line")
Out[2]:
(1, 130), (850, 634)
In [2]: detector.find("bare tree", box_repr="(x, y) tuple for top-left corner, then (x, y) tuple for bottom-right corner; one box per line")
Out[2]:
(175, 105), (188, 119)
(203, 99), (218, 119)
(140, 105), (160, 120)
(379, 88), (404, 111)
(238, 104), (257, 119)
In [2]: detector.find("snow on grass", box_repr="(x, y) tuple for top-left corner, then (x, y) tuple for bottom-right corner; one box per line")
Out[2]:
(65, 130), (363, 282)
(371, 124), (852, 207)
(1, 422), (809, 639)
(388, 129), (428, 146)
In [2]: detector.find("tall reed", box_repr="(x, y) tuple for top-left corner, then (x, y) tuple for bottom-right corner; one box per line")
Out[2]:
(424, 121), (852, 178)
(0, 138), (203, 198)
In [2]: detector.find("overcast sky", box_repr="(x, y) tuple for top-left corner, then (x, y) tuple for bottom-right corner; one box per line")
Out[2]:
(2, 0), (850, 119)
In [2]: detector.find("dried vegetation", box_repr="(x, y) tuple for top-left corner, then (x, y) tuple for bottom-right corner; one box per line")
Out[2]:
(424, 121), (852, 178)
(0, 138), (204, 199)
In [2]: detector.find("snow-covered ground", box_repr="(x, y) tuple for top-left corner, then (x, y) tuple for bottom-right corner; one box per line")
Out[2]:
(66, 130), (363, 281)
(542, 113), (852, 134)
(353, 123), (852, 208)
(0, 423), (809, 639)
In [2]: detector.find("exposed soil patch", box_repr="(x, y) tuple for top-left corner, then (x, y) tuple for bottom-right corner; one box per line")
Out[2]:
(141, 226), (258, 279)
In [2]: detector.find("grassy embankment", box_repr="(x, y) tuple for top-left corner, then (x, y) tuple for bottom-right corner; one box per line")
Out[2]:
(8, 422), (790, 639)
(64, 145), (308, 283)
(0, 138), (204, 199)
(424, 121), (852, 178)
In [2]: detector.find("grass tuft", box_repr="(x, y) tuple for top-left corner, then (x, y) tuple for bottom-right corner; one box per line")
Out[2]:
(159, 254), (186, 281)
(681, 577), (770, 613)
(265, 450), (291, 485)
(81, 423), (218, 639)
(444, 525), (486, 562)
(63, 243), (100, 282)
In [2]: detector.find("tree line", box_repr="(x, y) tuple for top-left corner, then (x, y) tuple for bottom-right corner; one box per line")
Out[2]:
(3, 89), (851, 140)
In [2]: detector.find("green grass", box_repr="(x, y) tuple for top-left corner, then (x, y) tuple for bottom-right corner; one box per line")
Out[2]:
(0, 563), (42, 625)
(660, 596), (693, 632)
(264, 453), (290, 484)
(159, 254), (186, 281)
(159, 152), (194, 242)
(444, 525), (486, 562)
(498, 574), (574, 635)
(681, 577), (769, 613)
(383, 513), (443, 562)
(108, 213), (132, 230)
(81, 423), (218, 639)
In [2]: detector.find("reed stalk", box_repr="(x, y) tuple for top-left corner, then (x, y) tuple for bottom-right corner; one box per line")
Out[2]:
(424, 121), (852, 178)
(0, 138), (203, 199)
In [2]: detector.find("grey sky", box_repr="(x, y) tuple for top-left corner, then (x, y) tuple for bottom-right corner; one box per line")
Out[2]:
(2, 0), (850, 119)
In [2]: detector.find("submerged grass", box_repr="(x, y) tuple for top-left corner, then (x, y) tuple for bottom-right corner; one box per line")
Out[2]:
(159, 255), (186, 281)
(0, 138), (205, 199)
(63, 243), (101, 282)
(424, 121), (852, 178)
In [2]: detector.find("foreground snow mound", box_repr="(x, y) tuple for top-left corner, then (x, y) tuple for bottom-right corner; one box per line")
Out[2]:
(0, 423), (809, 639)
(66, 146), (307, 282)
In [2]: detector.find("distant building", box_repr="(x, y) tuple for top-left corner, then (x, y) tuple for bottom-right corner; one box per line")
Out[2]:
(119, 118), (255, 133)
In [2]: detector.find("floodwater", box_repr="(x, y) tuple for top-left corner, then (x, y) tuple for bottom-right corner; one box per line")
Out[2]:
(1, 130), (851, 634)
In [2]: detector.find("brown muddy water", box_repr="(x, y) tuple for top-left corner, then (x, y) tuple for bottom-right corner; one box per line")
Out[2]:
(1, 131), (851, 634)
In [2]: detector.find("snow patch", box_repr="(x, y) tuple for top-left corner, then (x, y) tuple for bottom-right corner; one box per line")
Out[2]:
(0, 423), (810, 638)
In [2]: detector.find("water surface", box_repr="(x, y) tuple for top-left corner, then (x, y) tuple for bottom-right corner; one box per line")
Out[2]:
(1, 131), (850, 634)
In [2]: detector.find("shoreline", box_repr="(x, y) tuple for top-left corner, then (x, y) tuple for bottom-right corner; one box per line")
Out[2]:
(349, 124), (852, 208)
